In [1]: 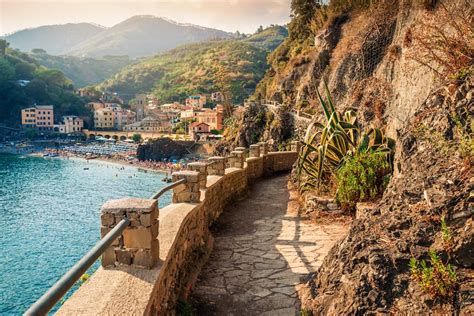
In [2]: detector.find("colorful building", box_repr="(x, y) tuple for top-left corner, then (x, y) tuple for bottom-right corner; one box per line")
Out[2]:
(189, 122), (210, 140)
(185, 95), (207, 108)
(94, 108), (114, 129)
(21, 105), (54, 131)
(54, 116), (84, 134)
(197, 109), (223, 131)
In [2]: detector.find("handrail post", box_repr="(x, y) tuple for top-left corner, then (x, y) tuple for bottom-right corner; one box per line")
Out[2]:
(101, 198), (159, 269)
(229, 151), (245, 168)
(291, 140), (301, 153)
(172, 171), (201, 203)
(249, 144), (260, 158)
(208, 157), (225, 176)
(187, 162), (208, 189)
(258, 142), (268, 156)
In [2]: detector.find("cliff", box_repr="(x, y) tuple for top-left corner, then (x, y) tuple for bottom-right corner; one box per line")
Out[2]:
(229, 0), (473, 313)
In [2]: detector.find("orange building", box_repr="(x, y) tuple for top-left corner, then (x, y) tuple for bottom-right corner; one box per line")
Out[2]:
(21, 105), (54, 131)
(197, 109), (223, 131)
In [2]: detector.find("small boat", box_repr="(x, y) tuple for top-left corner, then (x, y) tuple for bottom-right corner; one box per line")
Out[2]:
(83, 167), (89, 170)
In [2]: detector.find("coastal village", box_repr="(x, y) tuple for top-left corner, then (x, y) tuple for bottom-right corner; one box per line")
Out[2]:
(19, 90), (229, 142)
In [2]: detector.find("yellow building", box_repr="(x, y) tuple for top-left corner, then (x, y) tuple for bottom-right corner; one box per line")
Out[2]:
(94, 108), (114, 129)
(21, 105), (54, 131)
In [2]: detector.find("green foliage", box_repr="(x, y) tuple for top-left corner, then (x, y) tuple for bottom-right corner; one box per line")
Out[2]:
(415, 113), (474, 159)
(336, 150), (390, 210)
(176, 299), (195, 316)
(0, 44), (87, 125)
(441, 217), (453, 254)
(300, 308), (313, 316)
(31, 51), (132, 87)
(410, 250), (457, 298)
(297, 83), (395, 192)
(79, 273), (90, 284)
(24, 129), (38, 139)
(289, 0), (319, 41)
(132, 134), (142, 143)
(98, 29), (287, 104)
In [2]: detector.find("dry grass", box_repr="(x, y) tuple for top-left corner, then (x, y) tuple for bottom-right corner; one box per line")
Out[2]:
(406, 0), (474, 80)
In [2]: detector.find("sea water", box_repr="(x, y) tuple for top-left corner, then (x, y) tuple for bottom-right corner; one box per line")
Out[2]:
(0, 154), (170, 314)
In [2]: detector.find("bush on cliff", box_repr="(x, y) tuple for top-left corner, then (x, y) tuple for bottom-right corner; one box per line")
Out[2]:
(296, 84), (395, 195)
(335, 150), (391, 210)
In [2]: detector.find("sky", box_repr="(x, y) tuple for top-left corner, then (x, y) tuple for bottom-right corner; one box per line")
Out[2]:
(0, 0), (291, 36)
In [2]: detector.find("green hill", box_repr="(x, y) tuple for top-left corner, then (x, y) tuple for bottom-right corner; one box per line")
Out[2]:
(243, 25), (288, 51)
(97, 26), (287, 103)
(0, 41), (87, 126)
(30, 50), (132, 87)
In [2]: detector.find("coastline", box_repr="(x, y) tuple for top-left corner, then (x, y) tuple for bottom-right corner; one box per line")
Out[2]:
(26, 150), (183, 175)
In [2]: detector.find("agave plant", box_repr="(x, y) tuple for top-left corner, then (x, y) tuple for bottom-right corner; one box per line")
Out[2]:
(297, 82), (395, 191)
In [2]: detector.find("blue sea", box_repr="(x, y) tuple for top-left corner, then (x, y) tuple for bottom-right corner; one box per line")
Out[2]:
(0, 154), (171, 314)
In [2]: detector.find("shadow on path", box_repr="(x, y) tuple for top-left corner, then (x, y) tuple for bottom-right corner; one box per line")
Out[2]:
(192, 174), (346, 315)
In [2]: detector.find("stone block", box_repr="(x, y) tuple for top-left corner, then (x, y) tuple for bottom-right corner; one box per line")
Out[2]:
(101, 198), (157, 215)
(172, 170), (199, 183)
(249, 144), (260, 158)
(290, 140), (301, 152)
(123, 227), (154, 249)
(172, 184), (186, 194)
(101, 247), (116, 267)
(133, 249), (156, 268)
(258, 142), (268, 155)
(115, 249), (132, 265)
(101, 213), (115, 226)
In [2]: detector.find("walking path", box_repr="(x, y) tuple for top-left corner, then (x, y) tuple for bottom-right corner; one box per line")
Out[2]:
(192, 174), (348, 315)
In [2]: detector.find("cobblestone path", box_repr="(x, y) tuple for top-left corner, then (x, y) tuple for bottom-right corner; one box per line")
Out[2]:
(192, 174), (348, 315)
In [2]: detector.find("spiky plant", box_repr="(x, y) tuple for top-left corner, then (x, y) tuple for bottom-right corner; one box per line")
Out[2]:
(297, 82), (395, 191)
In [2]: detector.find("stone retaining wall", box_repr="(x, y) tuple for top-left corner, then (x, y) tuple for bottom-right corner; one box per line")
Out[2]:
(58, 142), (299, 316)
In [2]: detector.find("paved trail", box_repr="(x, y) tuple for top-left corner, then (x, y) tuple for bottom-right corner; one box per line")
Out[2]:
(192, 174), (347, 315)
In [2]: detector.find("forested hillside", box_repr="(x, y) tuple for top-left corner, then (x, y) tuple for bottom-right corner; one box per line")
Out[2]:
(98, 26), (287, 103)
(0, 41), (87, 126)
(31, 50), (132, 87)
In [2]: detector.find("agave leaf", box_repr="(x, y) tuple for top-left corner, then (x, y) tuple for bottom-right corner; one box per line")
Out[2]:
(316, 88), (331, 121)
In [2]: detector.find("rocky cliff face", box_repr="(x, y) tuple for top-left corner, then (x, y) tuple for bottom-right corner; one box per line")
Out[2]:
(232, 0), (473, 313)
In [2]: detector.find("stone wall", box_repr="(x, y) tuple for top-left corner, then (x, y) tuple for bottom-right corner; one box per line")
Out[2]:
(58, 143), (299, 316)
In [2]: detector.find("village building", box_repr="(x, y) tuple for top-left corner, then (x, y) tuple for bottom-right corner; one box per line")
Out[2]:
(123, 116), (172, 133)
(94, 108), (114, 129)
(211, 92), (224, 102)
(54, 116), (84, 134)
(86, 102), (105, 111)
(132, 94), (147, 121)
(185, 94), (207, 108)
(21, 105), (54, 131)
(197, 109), (223, 131)
(189, 121), (210, 141)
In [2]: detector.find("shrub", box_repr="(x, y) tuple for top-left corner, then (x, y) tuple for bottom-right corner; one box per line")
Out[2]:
(441, 216), (453, 254)
(296, 82), (395, 192)
(336, 150), (391, 210)
(410, 250), (457, 298)
(132, 133), (142, 143)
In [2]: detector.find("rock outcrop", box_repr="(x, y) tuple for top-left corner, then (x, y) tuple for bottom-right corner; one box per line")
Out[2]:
(231, 0), (473, 314)
(137, 138), (189, 161)
(301, 77), (473, 314)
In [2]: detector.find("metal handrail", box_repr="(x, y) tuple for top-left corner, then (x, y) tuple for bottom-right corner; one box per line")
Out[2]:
(24, 218), (130, 316)
(150, 178), (186, 200)
(25, 179), (187, 315)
